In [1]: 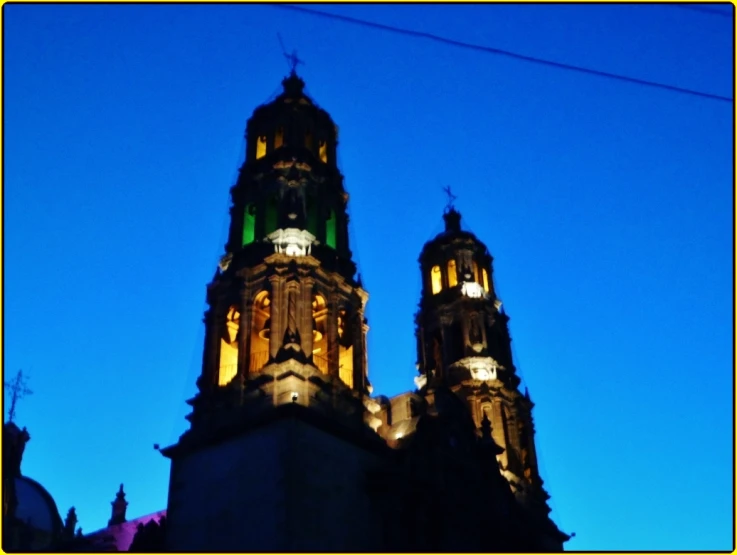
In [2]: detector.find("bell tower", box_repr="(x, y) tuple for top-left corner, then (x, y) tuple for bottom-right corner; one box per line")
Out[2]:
(162, 72), (382, 551)
(414, 205), (552, 517)
(183, 70), (370, 431)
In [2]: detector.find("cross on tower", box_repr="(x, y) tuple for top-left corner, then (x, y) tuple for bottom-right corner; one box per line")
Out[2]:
(277, 34), (305, 75)
(4, 369), (32, 423)
(285, 49), (304, 74)
(442, 185), (458, 211)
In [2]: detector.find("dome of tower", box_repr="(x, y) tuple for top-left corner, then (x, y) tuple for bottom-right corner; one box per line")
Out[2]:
(418, 207), (495, 301)
(245, 71), (339, 166)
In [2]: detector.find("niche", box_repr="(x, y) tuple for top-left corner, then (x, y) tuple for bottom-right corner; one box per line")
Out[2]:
(218, 307), (240, 386)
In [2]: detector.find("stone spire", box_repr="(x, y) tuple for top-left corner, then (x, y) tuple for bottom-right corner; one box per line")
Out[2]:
(108, 484), (128, 526)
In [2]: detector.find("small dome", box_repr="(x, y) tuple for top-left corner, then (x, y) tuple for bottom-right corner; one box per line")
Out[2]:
(11, 476), (63, 549)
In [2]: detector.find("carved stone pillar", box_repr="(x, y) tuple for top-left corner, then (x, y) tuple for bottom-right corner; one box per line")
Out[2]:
(238, 288), (254, 378)
(203, 305), (224, 388)
(352, 307), (367, 393)
(268, 274), (284, 359)
(491, 398), (508, 468)
(326, 294), (340, 378)
(300, 276), (315, 356)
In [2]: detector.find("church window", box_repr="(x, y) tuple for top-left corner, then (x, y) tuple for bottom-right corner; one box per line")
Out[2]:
(319, 140), (328, 163)
(447, 259), (458, 287)
(218, 307), (240, 385)
(482, 268), (490, 292)
(274, 127), (284, 149)
(326, 209), (337, 249)
(472, 260), (479, 283)
(431, 265), (442, 294)
(256, 136), (267, 159)
(242, 203), (256, 245)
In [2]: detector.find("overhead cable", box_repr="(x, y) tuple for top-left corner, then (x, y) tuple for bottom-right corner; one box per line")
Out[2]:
(274, 4), (732, 103)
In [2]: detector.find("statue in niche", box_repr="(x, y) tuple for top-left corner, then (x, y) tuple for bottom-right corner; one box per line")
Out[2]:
(281, 184), (306, 229)
(431, 336), (443, 374)
(469, 313), (484, 351)
(283, 286), (300, 347)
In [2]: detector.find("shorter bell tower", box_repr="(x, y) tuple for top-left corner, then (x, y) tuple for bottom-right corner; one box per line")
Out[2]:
(414, 205), (552, 517)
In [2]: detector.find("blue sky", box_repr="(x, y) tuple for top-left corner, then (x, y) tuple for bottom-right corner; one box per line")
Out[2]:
(3, 3), (733, 550)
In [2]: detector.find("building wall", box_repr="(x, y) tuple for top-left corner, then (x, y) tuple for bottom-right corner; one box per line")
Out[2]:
(166, 417), (384, 551)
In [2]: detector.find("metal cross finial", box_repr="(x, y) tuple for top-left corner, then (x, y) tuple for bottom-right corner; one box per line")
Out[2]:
(278, 34), (305, 75)
(4, 369), (32, 423)
(285, 49), (304, 74)
(442, 185), (457, 211)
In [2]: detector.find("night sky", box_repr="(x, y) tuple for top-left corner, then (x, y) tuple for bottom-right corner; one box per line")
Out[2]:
(4, 4), (733, 550)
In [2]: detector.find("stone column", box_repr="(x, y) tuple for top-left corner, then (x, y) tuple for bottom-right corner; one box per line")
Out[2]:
(203, 305), (225, 388)
(327, 292), (340, 378)
(238, 286), (254, 378)
(352, 308), (368, 393)
(491, 398), (508, 469)
(268, 274), (284, 359)
(300, 275), (315, 356)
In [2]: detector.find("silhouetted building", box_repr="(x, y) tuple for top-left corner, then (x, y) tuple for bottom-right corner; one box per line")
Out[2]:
(2, 422), (65, 551)
(157, 71), (569, 551)
(12, 71), (569, 552)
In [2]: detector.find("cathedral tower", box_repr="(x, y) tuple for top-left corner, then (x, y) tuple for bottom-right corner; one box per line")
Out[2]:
(414, 205), (552, 517)
(186, 70), (370, 427)
(161, 72), (383, 551)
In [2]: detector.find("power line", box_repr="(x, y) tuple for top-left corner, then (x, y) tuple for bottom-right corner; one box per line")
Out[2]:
(273, 4), (732, 103)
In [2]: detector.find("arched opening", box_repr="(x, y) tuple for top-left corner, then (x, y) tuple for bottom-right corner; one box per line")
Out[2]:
(325, 209), (337, 249)
(274, 127), (284, 149)
(250, 291), (271, 372)
(318, 140), (328, 163)
(447, 259), (458, 287)
(242, 203), (256, 245)
(218, 306), (240, 385)
(312, 294), (328, 373)
(482, 268), (490, 292)
(430, 265), (442, 294)
(337, 309), (354, 388)
(256, 136), (267, 159)
(472, 260), (479, 283)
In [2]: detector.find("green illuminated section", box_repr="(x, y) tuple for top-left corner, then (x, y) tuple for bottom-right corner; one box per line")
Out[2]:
(243, 203), (256, 245)
(326, 209), (336, 249)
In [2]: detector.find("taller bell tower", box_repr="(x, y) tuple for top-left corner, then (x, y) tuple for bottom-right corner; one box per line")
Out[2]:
(188, 71), (370, 422)
(162, 73), (382, 551)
